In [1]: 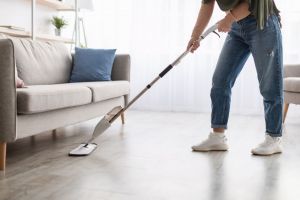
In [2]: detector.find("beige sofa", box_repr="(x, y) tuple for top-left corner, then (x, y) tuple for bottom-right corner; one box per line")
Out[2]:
(0, 36), (130, 170)
(283, 64), (300, 123)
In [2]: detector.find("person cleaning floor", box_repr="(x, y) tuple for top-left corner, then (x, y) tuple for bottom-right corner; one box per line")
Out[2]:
(188, 0), (283, 155)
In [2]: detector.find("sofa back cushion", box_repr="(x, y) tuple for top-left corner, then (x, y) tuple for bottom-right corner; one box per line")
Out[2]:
(9, 37), (72, 85)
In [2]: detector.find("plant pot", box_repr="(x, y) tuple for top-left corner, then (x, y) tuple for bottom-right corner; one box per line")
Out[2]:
(55, 28), (61, 36)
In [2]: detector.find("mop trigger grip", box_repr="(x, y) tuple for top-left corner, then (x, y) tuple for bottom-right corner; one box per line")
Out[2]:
(213, 31), (220, 38)
(199, 23), (220, 41)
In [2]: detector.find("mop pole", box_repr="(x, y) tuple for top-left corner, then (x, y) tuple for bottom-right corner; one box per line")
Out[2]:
(108, 24), (219, 124)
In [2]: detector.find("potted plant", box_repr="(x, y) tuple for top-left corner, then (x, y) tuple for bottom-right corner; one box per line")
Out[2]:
(51, 16), (68, 36)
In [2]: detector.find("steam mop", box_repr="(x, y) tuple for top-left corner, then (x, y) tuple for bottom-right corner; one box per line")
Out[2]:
(69, 23), (220, 156)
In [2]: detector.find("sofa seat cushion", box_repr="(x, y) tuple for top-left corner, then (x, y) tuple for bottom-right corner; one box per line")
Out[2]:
(17, 85), (92, 114)
(284, 77), (300, 92)
(70, 81), (130, 102)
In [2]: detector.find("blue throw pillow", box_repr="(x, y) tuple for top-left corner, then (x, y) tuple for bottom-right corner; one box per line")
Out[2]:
(70, 47), (116, 82)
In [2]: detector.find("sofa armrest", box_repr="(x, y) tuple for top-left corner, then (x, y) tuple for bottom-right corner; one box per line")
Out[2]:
(111, 54), (131, 81)
(0, 39), (17, 142)
(111, 54), (131, 106)
(284, 64), (300, 78)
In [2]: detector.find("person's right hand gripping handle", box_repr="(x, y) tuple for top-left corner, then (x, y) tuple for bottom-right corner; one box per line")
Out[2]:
(187, 0), (215, 53)
(187, 0), (251, 53)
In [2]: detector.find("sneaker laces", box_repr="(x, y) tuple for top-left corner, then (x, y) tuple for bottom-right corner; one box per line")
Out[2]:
(259, 135), (280, 147)
(196, 133), (224, 146)
(209, 132), (227, 141)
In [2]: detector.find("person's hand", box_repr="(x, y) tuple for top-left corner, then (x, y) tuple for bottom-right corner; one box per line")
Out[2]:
(187, 37), (200, 53)
(217, 13), (235, 33)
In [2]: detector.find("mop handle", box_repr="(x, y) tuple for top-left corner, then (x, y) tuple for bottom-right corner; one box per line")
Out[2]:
(109, 24), (219, 123)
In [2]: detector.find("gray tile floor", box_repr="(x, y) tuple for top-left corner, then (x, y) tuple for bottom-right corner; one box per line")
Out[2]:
(1, 110), (300, 200)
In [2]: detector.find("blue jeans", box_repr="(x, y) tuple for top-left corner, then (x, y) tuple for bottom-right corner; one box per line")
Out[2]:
(211, 14), (283, 137)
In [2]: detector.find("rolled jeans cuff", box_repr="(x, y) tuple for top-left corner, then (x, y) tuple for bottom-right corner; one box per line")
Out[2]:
(266, 131), (282, 137)
(211, 124), (228, 129)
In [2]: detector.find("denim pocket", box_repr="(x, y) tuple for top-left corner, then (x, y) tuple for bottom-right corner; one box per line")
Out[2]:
(261, 19), (276, 34)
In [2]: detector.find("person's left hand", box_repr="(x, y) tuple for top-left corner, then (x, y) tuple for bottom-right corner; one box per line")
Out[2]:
(217, 13), (235, 33)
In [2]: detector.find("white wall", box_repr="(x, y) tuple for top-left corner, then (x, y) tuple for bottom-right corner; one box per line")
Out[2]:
(0, 0), (73, 37)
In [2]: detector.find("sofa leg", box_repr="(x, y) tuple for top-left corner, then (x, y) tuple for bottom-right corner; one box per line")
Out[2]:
(0, 142), (7, 171)
(283, 103), (289, 124)
(121, 113), (125, 124)
(52, 129), (57, 139)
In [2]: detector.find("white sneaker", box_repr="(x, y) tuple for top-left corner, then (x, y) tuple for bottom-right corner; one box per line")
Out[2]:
(192, 132), (228, 152)
(251, 135), (282, 156)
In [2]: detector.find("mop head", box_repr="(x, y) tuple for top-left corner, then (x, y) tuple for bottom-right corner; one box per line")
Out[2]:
(69, 143), (97, 156)
(68, 107), (119, 157)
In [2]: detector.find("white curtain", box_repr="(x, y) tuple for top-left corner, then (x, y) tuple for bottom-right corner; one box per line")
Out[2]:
(81, 0), (300, 115)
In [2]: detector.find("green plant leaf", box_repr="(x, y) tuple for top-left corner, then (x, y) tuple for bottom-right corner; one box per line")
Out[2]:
(51, 16), (68, 29)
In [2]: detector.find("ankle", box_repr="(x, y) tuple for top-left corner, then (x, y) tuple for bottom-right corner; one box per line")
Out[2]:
(213, 128), (225, 133)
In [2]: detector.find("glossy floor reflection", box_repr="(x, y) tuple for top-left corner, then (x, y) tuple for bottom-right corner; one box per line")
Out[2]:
(1, 110), (300, 200)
